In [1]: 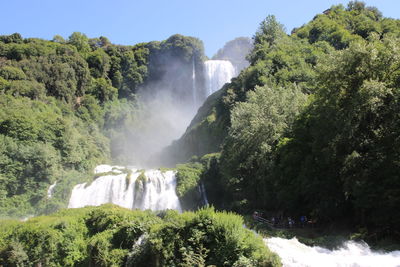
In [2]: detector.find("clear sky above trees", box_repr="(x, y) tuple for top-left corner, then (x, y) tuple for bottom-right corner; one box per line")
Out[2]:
(0, 0), (399, 57)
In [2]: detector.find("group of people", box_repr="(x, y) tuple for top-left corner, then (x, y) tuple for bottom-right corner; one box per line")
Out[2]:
(253, 211), (316, 229)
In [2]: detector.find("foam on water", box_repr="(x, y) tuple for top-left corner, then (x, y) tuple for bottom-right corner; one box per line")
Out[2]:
(265, 237), (400, 267)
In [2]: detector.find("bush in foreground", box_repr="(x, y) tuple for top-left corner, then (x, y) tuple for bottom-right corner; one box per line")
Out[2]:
(0, 204), (280, 267)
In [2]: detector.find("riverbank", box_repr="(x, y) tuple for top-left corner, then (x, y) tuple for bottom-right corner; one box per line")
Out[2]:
(244, 215), (400, 252)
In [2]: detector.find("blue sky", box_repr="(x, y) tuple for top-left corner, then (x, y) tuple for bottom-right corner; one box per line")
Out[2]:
(1, 0), (398, 57)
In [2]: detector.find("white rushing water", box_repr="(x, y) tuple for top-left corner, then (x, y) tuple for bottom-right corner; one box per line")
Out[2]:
(68, 165), (181, 212)
(204, 60), (236, 96)
(265, 237), (400, 267)
(47, 181), (57, 198)
(192, 57), (197, 106)
(198, 182), (209, 206)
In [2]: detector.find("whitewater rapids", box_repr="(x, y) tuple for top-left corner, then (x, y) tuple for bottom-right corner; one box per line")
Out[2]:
(68, 165), (182, 212)
(265, 237), (400, 267)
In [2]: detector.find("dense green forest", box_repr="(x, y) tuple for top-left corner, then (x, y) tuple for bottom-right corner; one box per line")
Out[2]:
(0, 32), (205, 217)
(171, 1), (400, 242)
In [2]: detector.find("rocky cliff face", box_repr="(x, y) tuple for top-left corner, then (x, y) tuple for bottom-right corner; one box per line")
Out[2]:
(212, 37), (253, 73)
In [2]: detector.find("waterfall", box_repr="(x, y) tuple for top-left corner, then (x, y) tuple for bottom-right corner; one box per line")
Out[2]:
(265, 237), (400, 267)
(198, 182), (209, 206)
(192, 57), (197, 106)
(47, 181), (57, 198)
(204, 60), (236, 96)
(68, 165), (182, 212)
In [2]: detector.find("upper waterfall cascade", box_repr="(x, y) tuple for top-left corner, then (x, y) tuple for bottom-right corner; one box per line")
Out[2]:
(192, 57), (197, 106)
(204, 60), (236, 96)
(68, 165), (182, 212)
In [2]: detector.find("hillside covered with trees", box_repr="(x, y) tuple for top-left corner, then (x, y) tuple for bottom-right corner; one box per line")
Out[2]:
(0, 32), (205, 217)
(0, 1), (400, 265)
(172, 1), (400, 243)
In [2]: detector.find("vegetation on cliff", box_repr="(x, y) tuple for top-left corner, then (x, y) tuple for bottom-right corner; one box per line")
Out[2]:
(0, 32), (205, 217)
(173, 1), (400, 243)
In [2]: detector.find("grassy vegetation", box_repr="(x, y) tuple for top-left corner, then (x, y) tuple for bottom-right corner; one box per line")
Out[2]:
(0, 205), (281, 266)
(175, 162), (204, 211)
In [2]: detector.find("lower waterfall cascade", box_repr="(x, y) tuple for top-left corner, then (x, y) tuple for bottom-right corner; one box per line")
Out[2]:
(68, 165), (182, 212)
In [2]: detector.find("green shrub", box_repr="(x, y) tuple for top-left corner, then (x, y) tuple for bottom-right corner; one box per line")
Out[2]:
(176, 163), (203, 198)
(133, 207), (281, 267)
(0, 205), (281, 266)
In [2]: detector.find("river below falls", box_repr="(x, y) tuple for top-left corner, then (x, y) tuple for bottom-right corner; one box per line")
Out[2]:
(265, 237), (400, 267)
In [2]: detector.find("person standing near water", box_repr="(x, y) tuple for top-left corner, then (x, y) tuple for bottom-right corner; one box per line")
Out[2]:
(300, 215), (307, 227)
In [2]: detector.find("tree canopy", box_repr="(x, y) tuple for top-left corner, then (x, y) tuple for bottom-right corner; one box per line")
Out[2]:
(173, 1), (400, 242)
(0, 31), (206, 217)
